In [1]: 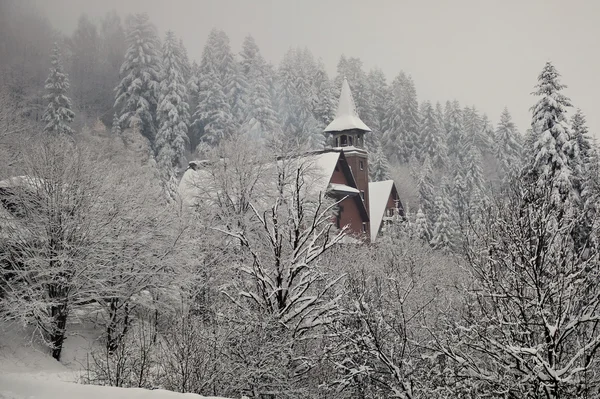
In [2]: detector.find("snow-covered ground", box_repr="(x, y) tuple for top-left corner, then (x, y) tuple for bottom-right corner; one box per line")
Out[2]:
(0, 323), (228, 399)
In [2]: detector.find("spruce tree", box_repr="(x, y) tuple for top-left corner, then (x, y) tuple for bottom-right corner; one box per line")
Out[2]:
(114, 13), (161, 144)
(155, 31), (190, 199)
(430, 194), (454, 251)
(414, 207), (431, 242)
(276, 48), (322, 149)
(382, 72), (405, 162)
(418, 155), (436, 225)
(370, 139), (392, 182)
(313, 59), (336, 128)
(419, 100), (447, 169)
(111, 113), (121, 135)
(42, 42), (75, 135)
(365, 68), (389, 149)
(445, 100), (464, 161)
(524, 62), (579, 207)
(239, 35), (279, 140)
(494, 107), (522, 179)
(192, 29), (238, 147)
(464, 145), (485, 196)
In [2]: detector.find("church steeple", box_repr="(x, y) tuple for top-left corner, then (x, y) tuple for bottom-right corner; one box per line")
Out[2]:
(324, 77), (371, 148)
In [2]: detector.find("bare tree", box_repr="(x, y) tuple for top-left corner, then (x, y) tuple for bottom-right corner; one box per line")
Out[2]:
(436, 182), (600, 399)
(0, 133), (189, 360)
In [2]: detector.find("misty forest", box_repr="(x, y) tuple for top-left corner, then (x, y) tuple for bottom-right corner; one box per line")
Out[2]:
(1, 2), (600, 399)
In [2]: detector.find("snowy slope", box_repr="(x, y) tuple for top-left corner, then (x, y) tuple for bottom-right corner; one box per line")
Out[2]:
(0, 374), (226, 399)
(0, 324), (229, 399)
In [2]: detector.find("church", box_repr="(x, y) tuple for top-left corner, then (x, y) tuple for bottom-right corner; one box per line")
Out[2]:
(179, 78), (404, 242)
(321, 78), (404, 242)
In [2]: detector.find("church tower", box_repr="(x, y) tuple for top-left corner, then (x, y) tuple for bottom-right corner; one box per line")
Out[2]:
(324, 78), (371, 231)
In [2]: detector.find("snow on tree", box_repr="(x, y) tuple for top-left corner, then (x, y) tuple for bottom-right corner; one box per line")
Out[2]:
(419, 100), (448, 169)
(0, 135), (184, 361)
(414, 207), (431, 242)
(494, 107), (522, 179)
(444, 100), (464, 161)
(464, 145), (485, 196)
(438, 181), (600, 398)
(430, 194), (454, 251)
(523, 62), (580, 208)
(370, 137), (391, 182)
(114, 13), (161, 144)
(363, 67), (389, 150)
(192, 29), (239, 147)
(450, 164), (468, 227)
(417, 155), (436, 225)
(312, 59), (336, 128)
(111, 113), (121, 135)
(239, 35), (279, 140)
(42, 42), (75, 135)
(155, 30), (190, 200)
(276, 48), (323, 149)
(383, 72), (420, 163)
(462, 105), (487, 152)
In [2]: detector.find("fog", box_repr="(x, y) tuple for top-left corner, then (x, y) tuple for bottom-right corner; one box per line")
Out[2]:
(27, 0), (600, 136)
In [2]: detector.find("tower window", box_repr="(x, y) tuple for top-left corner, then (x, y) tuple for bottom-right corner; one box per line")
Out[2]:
(359, 160), (364, 170)
(340, 135), (348, 146)
(349, 136), (353, 146)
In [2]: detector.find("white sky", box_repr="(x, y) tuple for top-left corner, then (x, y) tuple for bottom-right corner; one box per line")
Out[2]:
(30, 0), (600, 137)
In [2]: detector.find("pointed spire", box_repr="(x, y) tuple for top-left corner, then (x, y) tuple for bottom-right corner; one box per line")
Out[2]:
(324, 77), (371, 133)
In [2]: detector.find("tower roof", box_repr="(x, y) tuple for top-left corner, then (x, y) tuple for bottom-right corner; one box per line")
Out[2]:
(324, 78), (371, 133)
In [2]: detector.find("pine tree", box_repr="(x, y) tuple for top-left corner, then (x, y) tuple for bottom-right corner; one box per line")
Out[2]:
(383, 72), (420, 163)
(364, 68), (389, 149)
(524, 62), (579, 207)
(445, 100), (464, 161)
(419, 100), (447, 169)
(276, 48), (322, 149)
(413, 207), (431, 242)
(430, 194), (454, 251)
(382, 72), (405, 162)
(370, 139), (391, 182)
(192, 29), (238, 147)
(464, 145), (485, 196)
(155, 31), (190, 199)
(42, 42), (75, 135)
(494, 107), (522, 179)
(450, 165), (468, 227)
(417, 155), (436, 225)
(313, 59), (336, 128)
(114, 13), (161, 144)
(111, 113), (121, 135)
(239, 35), (279, 140)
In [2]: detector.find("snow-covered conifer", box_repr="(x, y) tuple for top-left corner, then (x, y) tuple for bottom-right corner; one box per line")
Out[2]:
(370, 139), (391, 182)
(494, 107), (522, 178)
(114, 13), (161, 143)
(430, 195), (454, 250)
(414, 207), (431, 242)
(418, 155), (436, 224)
(155, 31), (190, 199)
(42, 42), (75, 135)
(419, 100), (447, 168)
(239, 35), (279, 140)
(524, 62), (578, 207)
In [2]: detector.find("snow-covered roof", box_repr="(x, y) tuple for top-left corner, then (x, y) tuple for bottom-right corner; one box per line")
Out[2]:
(368, 180), (394, 242)
(324, 78), (371, 133)
(178, 151), (344, 209)
(329, 183), (359, 195)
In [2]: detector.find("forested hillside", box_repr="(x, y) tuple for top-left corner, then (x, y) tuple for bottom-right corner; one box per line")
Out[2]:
(2, 2), (600, 398)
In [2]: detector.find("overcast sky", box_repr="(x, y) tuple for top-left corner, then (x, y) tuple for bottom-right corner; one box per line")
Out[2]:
(31, 0), (600, 137)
